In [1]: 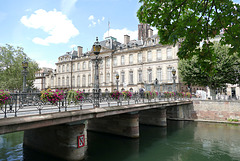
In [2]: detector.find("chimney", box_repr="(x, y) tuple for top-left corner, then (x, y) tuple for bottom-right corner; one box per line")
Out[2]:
(124, 35), (130, 44)
(77, 46), (83, 57)
(148, 28), (153, 38)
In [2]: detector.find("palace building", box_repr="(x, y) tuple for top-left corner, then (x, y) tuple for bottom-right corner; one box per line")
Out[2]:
(45, 24), (203, 93)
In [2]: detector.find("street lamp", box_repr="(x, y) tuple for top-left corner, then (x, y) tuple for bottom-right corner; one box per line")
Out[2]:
(22, 57), (28, 93)
(116, 73), (119, 91)
(92, 37), (102, 108)
(154, 78), (158, 92)
(172, 68), (177, 99)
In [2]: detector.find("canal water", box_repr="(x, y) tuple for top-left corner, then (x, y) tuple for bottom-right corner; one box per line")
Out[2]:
(1, 120), (240, 161)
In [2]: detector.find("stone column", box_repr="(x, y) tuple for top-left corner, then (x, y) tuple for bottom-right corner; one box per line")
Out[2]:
(140, 108), (167, 126)
(88, 112), (139, 138)
(24, 121), (87, 161)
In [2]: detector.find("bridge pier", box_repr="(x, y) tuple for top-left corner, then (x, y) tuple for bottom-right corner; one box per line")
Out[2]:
(23, 121), (87, 161)
(140, 108), (167, 126)
(88, 112), (139, 138)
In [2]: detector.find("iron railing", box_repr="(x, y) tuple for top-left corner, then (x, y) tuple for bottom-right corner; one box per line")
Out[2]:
(0, 92), (195, 118)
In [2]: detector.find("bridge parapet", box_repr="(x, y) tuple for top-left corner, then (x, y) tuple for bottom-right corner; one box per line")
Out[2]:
(0, 92), (193, 119)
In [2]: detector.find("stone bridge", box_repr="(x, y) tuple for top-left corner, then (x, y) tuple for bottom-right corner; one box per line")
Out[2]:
(0, 100), (192, 160)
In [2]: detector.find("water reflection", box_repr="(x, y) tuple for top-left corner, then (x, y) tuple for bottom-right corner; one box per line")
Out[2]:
(194, 122), (240, 160)
(0, 132), (23, 161)
(0, 121), (240, 161)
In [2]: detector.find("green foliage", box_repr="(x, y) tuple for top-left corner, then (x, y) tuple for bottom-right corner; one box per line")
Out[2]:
(178, 43), (240, 90)
(0, 44), (39, 91)
(227, 118), (239, 122)
(137, 0), (240, 72)
(67, 90), (84, 104)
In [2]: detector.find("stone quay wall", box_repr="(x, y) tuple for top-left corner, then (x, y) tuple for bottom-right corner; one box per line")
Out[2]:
(167, 100), (240, 122)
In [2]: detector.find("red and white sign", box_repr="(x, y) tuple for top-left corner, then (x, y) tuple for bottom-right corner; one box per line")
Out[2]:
(78, 135), (85, 148)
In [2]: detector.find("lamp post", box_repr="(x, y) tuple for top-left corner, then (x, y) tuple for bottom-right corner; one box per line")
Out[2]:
(116, 73), (119, 91)
(172, 68), (177, 99)
(22, 57), (28, 93)
(92, 37), (102, 108)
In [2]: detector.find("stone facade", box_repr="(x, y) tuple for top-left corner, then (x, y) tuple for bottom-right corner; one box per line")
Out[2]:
(45, 24), (186, 93)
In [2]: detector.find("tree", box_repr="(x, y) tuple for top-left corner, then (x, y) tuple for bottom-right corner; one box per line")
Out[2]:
(178, 43), (240, 94)
(137, 0), (240, 72)
(0, 44), (39, 91)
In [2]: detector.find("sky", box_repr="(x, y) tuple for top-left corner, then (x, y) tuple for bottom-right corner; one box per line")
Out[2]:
(0, 0), (142, 69)
(1, 0), (240, 69)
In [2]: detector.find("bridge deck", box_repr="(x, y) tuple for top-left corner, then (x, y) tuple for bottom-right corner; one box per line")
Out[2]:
(0, 100), (192, 135)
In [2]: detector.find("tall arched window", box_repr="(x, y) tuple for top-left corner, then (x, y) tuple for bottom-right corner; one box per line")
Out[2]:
(82, 75), (86, 87)
(106, 72), (110, 83)
(72, 64), (75, 72)
(66, 77), (69, 86)
(58, 77), (60, 86)
(147, 69), (152, 83)
(66, 64), (69, 72)
(62, 77), (65, 86)
(77, 75), (80, 87)
(72, 76), (75, 87)
(83, 62), (86, 70)
(88, 75), (91, 85)
(121, 55), (125, 65)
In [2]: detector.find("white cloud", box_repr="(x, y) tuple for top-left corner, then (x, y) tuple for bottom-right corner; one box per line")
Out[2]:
(103, 28), (138, 43)
(92, 21), (96, 26)
(61, 0), (78, 15)
(21, 9), (79, 46)
(37, 60), (56, 69)
(25, 8), (32, 12)
(88, 15), (94, 20)
(88, 15), (105, 27)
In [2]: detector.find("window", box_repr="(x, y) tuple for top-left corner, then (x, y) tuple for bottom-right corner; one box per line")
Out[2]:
(72, 64), (75, 72)
(147, 51), (152, 62)
(77, 75), (80, 87)
(83, 62), (86, 70)
(72, 76), (75, 87)
(113, 57), (117, 66)
(58, 77), (60, 86)
(62, 77), (65, 86)
(88, 75), (91, 85)
(66, 64), (69, 72)
(129, 71), (133, 84)
(138, 53), (142, 63)
(62, 65), (65, 72)
(138, 70), (142, 83)
(58, 65), (61, 73)
(157, 68), (162, 82)
(167, 48), (172, 59)
(157, 49), (162, 60)
(88, 61), (91, 70)
(100, 73), (103, 84)
(51, 77), (54, 87)
(121, 55), (125, 65)
(106, 73), (110, 83)
(167, 67), (173, 82)
(77, 63), (80, 71)
(121, 71), (125, 84)
(106, 58), (110, 67)
(82, 75), (86, 86)
(129, 54), (133, 64)
(66, 77), (69, 86)
(148, 69), (152, 83)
